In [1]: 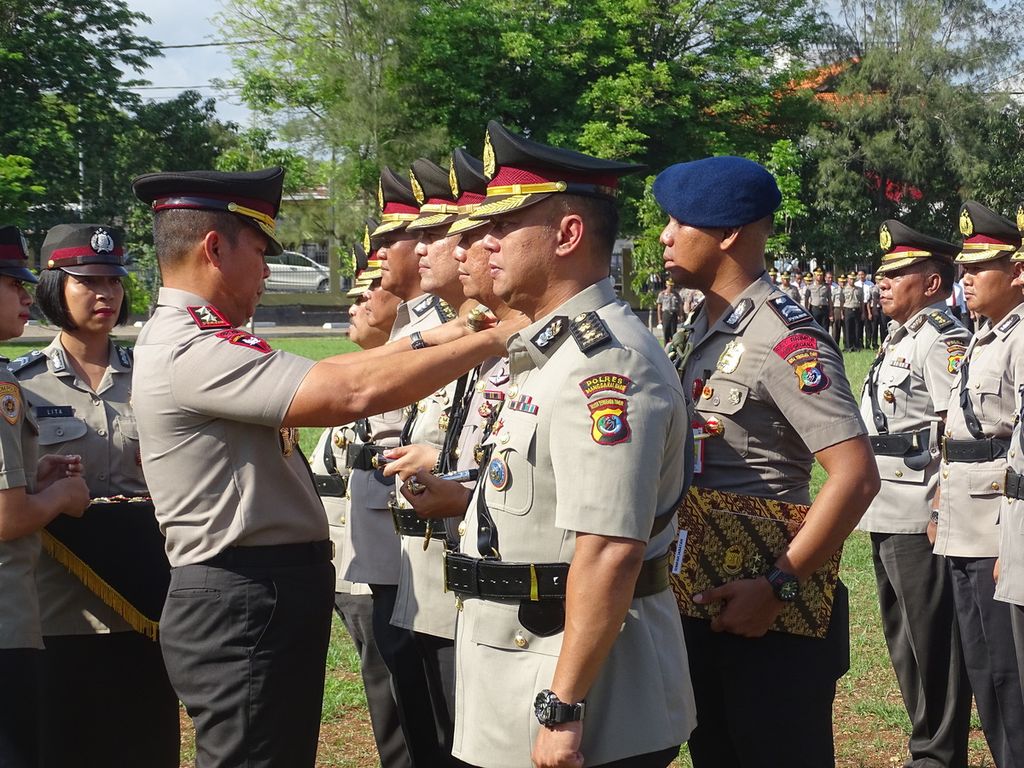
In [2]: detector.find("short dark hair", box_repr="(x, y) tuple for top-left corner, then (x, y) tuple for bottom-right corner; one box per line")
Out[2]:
(152, 209), (247, 269)
(928, 257), (956, 294)
(35, 269), (130, 331)
(557, 194), (619, 257)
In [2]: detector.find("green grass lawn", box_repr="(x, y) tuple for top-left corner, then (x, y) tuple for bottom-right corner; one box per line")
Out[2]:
(8, 335), (992, 767)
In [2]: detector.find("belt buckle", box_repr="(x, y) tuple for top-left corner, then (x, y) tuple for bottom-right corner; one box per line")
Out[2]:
(940, 435), (948, 463)
(442, 549), (449, 593)
(389, 499), (402, 535)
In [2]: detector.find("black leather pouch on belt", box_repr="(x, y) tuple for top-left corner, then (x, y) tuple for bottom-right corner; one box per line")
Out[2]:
(347, 443), (382, 471)
(314, 474), (347, 498)
(1006, 467), (1024, 501)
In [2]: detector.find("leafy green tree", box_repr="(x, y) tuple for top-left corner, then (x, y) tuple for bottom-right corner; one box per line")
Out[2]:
(0, 155), (46, 223)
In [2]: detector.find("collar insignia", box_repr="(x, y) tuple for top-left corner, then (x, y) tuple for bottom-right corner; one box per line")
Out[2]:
(187, 304), (232, 330)
(116, 345), (132, 369)
(531, 316), (567, 349)
(724, 298), (754, 329)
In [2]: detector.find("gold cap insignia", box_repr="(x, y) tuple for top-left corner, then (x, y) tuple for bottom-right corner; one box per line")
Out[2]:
(362, 224), (370, 253)
(410, 171), (425, 205)
(483, 130), (496, 179)
(960, 208), (974, 237)
(449, 158), (460, 199)
(1017, 205), (1024, 233)
(879, 224), (892, 252)
(377, 179), (384, 212)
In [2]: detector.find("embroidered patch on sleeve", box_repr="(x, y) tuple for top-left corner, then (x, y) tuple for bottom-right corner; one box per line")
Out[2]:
(588, 397), (631, 445)
(0, 383), (22, 425)
(578, 373), (633, 398)
(945, 341), (966, 374)
(772, 333), (818, 360)
(214, 330), (272, 354)
(774, 333), (830, 393)
(794, 360), (831, 393)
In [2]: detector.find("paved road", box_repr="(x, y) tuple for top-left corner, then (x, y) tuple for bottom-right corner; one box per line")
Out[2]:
(16, 321), (351, 345)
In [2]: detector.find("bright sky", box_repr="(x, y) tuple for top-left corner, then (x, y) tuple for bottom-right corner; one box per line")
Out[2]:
(126, 0), (253, 127)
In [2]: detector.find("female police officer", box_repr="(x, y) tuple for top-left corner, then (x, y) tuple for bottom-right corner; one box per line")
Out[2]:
(0, 225), (89, 768)
(13, 223), (179, 767)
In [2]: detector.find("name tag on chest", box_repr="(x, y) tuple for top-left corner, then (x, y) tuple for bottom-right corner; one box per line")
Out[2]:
(35, 406), (74, 419)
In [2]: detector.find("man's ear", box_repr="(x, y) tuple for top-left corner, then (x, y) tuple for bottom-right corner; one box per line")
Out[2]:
(201, 230), (222, 268)
(719, 227), (741, 250)
(554, 213), (584, 257)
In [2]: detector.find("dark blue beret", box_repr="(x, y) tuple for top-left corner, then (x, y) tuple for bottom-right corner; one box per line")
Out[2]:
(653, 156), (782, 228)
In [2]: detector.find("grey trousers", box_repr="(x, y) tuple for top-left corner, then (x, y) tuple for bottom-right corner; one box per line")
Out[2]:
(335, 591), (411, 768)
(871, 533), (971, 768)
(949, 556), (1024, 768)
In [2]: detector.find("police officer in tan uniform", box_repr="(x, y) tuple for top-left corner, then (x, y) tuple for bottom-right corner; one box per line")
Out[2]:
(13, 223), (179, 767)
(654, 156), (879, 767)
(998, 205), (1024, 695)
(0, 225), (90, 768)
(807, 268), (829, 326)
(129, 167), (519, 767)
(779, 271), (802, 304)
(842, 271), (863, 351)
(445, 121), (695, 768)
(858, 220), (971, 768)
(935, 200), (1024, 767)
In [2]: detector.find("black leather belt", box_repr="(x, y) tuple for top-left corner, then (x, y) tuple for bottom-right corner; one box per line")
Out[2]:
(314, 473), (347, 498)
(390, 501), (442, 541)
(1006, 468), (1024, 500)
(443, 551), (671, 600)
(942, 437), (1009, 463)
(348, 443), (386, 471)
(870, 429), (930, 457)
(203, 539), (333, 568)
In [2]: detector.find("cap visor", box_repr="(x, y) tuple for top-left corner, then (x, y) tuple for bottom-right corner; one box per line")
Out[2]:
(468, 192), (553, 220)
(372, 220), (408, 237)
(406, 212), (459, 231)
(447, 216), (491, 237)
(59, 263), (129, 278)
(955, 248), (1009, 264)
(0, 267), (38, 284)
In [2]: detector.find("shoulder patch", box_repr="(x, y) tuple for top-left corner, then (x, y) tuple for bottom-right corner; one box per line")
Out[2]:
(997, 314), (1021, 335)
(8, 350), (46, 374)
(926, 310), (954, 332)
(411, 295), (435, 317)
(570, 312), (611, 352)
(0, 383), (21, 425)
(116, 345), (132, 369)
(766, 295), (812, 327)
(579, 373), (633, 398)
(187, 305), (231, 330)
(530, 315), (567, 350)
(213, 329), (272, 354)
(908, 314), (927, 332)
(588, 397), (630, 445)
(723, 298), (755, 328)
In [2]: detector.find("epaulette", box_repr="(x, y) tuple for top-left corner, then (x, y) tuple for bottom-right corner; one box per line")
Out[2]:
(186, 305), (231, 330)
(570, 311), (611, 352)
(437, 299), (456, 323)
(115, 345), (133, 369)
(925, 310), (954, 332)
(766, 294), (812, 328)
(8, 350), (46, 374)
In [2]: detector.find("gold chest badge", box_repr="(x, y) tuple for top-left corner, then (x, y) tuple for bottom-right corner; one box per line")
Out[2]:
(716, 340), (745, 374)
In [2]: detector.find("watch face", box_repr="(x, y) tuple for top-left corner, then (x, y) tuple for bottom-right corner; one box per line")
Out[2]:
(779, 580), (799, 601)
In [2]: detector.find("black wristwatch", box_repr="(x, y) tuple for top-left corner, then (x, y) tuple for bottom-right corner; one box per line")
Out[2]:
(764, 566), (800, 602)
(534, 689), (585, 726)
(410, 331), (431, 350)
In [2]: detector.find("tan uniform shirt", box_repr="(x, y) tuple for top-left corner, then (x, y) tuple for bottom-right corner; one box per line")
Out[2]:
(997, 412), (1024, 605)
(14, 338), (146, 634)
(132, 287), (325, 567)
(683, 276), (866, 503)
(807, 282), (830, 308)
(936, 303), (1024, 558)
(388, 294), (462, 639)
(842, 284), (862, 311)
(0, 362), (41, 649)
(858, 305), (969, 534)
(452, 280), (695, 768)
(781, 283), (802, 305)
(831, 283), (844, 311)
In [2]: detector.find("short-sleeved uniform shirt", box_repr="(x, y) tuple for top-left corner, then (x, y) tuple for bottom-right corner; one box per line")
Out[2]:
(388, 294), (463, 639)
(0, 362), (41, 649)
(682, 275), (866, 504)
(781, 283), (802, 305)
(936, 304), (1024, 559)
(807, 282), (829, 308)
(454, 356), (510, 475)
(657, 289), (682, 316)
(452, 280), (695, 768)
(14, 338), (147, 634)
(842, 284), (862, 312)
(997, 408), (1024, 606)
(132, 288), (325, 567)
(857, 304), (969, 534)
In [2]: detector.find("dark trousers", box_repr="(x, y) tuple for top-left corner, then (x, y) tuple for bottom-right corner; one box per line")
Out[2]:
(40, 632), (180, 768)
(949, 556), (1024, 767)
(844, 309), (859, 350)
(1014, 604), (1024, 694)
(682, 583), (849, 768)
(161, 558), (335, 768)
(831, 312), (844, 347)
(0, 648), (41, 768)
(371, 583), (461, 767)
(593, 746), (681, 767)
(871, 534), (971, 768)
(810, 305), (829, 329)
(335, 591), (411, 768)
(662, 315), (678, 346)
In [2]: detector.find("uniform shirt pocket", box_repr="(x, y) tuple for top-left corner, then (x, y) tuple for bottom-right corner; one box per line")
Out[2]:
(973, 374), (1003, 424)
(878, 367), (912, 420)
(116, 414), (143, 479)
(37, 416), (88, 447)
(875, 454), (927, 485)
(967, 466), (1007, 497)
(696, 380), (749, 455)
(484, 422), (536, 516)
(469, 599), (562, 657)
